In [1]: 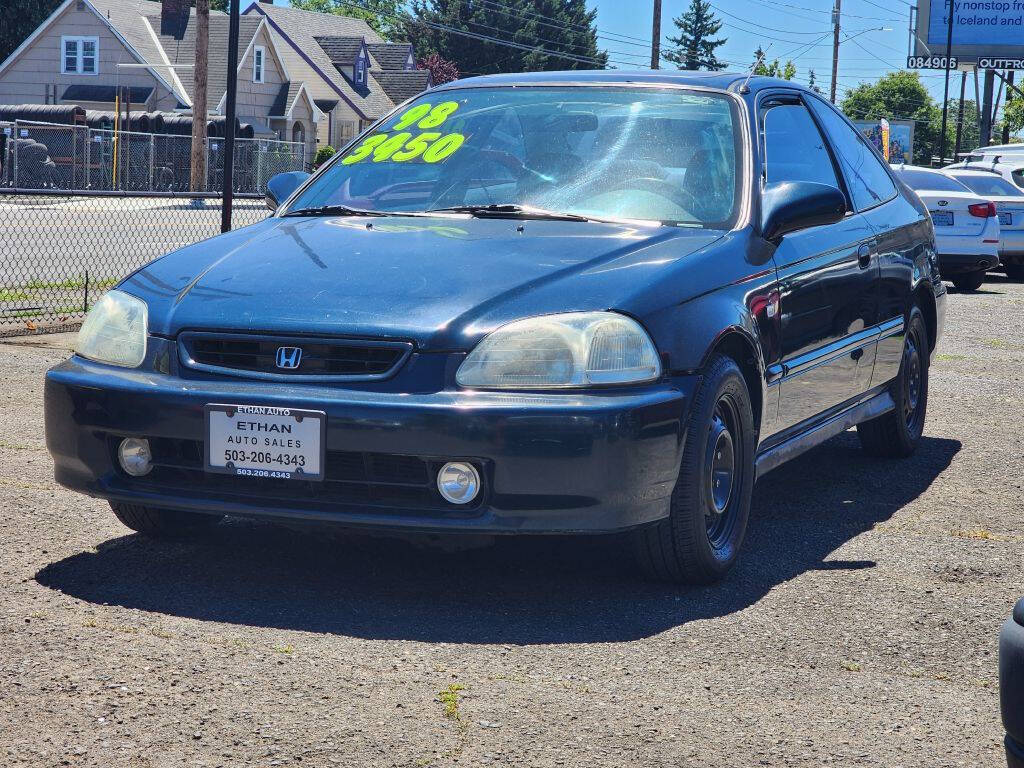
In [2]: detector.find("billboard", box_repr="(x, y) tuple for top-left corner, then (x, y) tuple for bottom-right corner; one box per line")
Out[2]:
(911, 0), (1024, 68)
(854, 119), (915, 164)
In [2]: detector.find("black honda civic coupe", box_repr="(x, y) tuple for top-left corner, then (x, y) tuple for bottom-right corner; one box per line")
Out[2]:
(45, 71), (946, 584)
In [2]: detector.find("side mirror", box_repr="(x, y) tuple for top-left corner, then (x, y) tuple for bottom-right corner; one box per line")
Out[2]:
(760, 181), (846, 242)
(265, 171), (310, 211)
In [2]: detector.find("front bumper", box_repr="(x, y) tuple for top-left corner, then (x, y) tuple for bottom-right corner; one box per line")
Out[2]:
(45, 344), (694, 534)
(1002, 599), (1024, 768)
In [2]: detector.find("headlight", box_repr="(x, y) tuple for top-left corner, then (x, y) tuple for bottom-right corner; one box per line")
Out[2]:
(75, 290), (148, 368)
(456, 311), (661, 389)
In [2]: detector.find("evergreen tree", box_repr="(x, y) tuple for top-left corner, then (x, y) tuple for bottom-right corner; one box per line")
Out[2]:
(406, 0), (607, 75)
(808, 69), (821, 94)
(664, 0), (726, 70)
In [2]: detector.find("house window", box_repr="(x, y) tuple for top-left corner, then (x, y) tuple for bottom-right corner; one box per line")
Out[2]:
(355, 48), (366, 85)
(253, 46), (265, 83)
(61, 36), (98, 75)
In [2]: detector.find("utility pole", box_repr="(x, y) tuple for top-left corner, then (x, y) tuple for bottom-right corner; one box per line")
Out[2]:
(651, 0), (662, 70)
(936, 0), (955, 165)
(1002, 71), (1015, 145)
(953, 70), (966, 161)
(830, 0), (841, 103)
(981, 68), (995, 147)
(221, 0), (240, 233)
(190, 0), (209, 192)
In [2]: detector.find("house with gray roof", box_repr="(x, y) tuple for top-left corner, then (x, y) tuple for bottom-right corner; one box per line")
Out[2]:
(244, 2), (431, 149)
(0, 0), (322, 159)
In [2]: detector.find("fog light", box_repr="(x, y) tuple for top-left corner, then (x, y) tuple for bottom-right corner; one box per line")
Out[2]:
(437, 461), (480, 505)
(118, 437), (152, 477)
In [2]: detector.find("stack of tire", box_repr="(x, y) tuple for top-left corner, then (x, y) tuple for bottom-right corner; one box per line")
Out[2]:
(12, 137), (56, 188)
(1003, 598), (1024, 768)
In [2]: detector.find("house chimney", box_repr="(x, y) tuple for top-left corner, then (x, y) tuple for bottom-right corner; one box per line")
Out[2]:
(160, 0), (190, 37)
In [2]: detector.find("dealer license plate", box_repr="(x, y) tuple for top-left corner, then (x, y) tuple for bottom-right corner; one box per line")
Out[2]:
(205, 404), (325, 480)
(999, 212), (1012, 226)
(931, 210), (953, 226)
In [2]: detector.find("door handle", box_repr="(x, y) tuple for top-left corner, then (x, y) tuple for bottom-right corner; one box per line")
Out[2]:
(856, 243), (872, 269)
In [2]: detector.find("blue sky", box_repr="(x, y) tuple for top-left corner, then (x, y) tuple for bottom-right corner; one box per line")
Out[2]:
(273, 0), (962, 108)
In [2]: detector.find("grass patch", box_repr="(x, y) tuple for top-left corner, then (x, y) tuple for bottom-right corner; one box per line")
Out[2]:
(0, 289), (30, 301)
(840, 660), (862, 672)
(934, 353), (967, 362)
(271, 643), (294, 654)
(951, 528), (1005, 541)
(22, 276), (119, 291)
(983, 338), (1015, 349)
(438, 683), (466, 720)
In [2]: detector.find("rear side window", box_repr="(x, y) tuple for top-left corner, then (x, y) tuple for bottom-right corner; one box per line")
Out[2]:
(808, 97), (897, 211)
(948, 173), (1023, 197)
(762, 104), (840, 189)
(1013, 169), (1024, 190)
(894, 168), (970, 193)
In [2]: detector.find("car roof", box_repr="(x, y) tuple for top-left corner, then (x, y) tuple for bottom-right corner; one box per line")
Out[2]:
(431, 69), (813, 96)
(892, 164), (944, 174)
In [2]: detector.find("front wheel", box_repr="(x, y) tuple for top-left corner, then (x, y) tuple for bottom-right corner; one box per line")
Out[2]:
(631, 354), (755, 584)
(856, 307), (929, 458)
(110, 502), (222, 539)
(951, 270), (985, 292)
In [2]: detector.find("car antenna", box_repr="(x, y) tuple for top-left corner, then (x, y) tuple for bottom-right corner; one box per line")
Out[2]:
(739, 44), (771, 94)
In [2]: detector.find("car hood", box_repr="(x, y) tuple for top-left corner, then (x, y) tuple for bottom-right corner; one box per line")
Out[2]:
(125, 214), (724, 350)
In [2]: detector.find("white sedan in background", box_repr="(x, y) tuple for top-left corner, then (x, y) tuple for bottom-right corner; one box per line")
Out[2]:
(944, 167), (1024, 279)
(892, 164), (1000, 292)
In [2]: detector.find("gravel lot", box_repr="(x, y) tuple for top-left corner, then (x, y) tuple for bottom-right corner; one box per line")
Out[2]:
(1, 278), (1022, 768)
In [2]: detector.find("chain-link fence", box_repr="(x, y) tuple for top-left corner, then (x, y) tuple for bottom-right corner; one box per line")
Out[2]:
(0, 189), (270, 334)
(0, 121), (306, 193)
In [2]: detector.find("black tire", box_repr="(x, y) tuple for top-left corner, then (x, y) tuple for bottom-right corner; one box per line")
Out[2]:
(1006, 264), (1024, 281)
(951, 270), (985, 292)
(631, 354), (755, 584)
(857, 307), (929, 458)
(109, 502), (222, 539)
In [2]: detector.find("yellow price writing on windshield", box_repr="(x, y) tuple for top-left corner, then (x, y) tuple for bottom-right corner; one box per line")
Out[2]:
(341, 132), (465, 165)
(391, 101), (460, 131)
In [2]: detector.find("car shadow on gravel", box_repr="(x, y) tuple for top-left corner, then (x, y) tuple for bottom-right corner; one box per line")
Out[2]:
(36, 432), (960, 644)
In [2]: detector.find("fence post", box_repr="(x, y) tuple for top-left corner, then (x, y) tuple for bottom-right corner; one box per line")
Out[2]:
(149, 134), (155, 190)
(83, 269), (89, 313)
(12, 121), (18, 187)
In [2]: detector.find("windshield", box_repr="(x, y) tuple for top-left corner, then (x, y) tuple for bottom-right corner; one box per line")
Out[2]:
(950, 173), (1024, 197)
(894, 168), (970, 193)
(287, 86), (741, 228)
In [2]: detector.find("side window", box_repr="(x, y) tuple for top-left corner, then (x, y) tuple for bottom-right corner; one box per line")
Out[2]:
(762, 103), (841, 190)
(808, 97), (897, 211)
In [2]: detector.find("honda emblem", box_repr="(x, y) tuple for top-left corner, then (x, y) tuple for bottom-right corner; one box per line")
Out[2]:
(275, 346), (302, 370)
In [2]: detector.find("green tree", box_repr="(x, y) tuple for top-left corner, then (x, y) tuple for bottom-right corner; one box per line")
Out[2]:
(290, 0), (405, 40)
(664, 0), (726, 71)
(406, 0), (607, 75)
(752, 47), (796, 80)
(1, 0), (61, 64)
(1005, 98), (1024, 136)
(841, 71), (938, 165)
(808, 68), (821, 94)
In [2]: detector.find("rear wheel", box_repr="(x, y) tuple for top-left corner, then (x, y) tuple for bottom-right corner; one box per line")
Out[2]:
(1005, 264), (1024, 281)
(857, 307), (928, 458)
(631, 354), (755, 584)
(109, 502), (222, 539)
(951, 270), (985, 292)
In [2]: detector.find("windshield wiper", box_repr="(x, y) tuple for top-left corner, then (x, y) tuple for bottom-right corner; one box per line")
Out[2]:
(424, 204), (592, 222)
(282, 205), (390, 217)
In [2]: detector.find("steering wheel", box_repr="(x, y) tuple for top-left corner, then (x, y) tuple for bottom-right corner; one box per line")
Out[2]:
(601, 176), (704, 220)
(428, 149), (527, 208)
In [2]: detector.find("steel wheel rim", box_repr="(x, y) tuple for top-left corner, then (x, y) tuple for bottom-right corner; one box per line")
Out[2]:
(705, 395), (740, 549)
(903, 330), (922, 429)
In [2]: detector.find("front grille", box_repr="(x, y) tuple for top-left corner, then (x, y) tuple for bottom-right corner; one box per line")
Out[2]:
(122, 437), (484, 515)
(179, 333), (412, 380)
